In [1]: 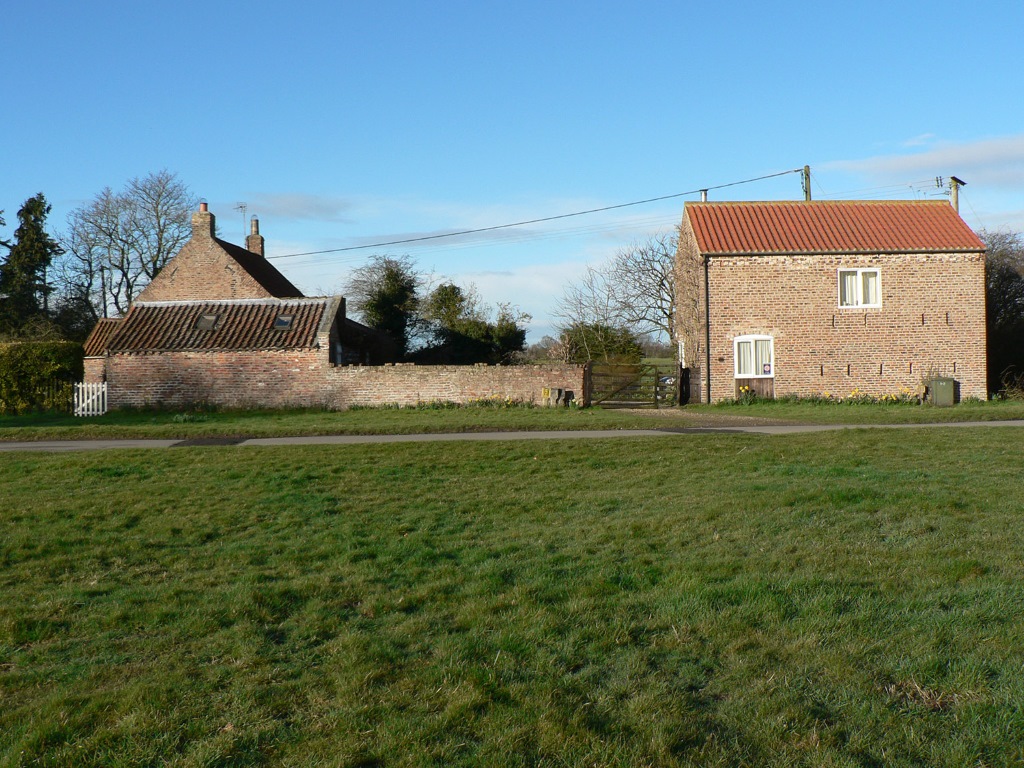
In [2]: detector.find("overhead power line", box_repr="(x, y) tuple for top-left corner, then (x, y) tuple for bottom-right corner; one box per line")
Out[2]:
(267, 167), (804, 260)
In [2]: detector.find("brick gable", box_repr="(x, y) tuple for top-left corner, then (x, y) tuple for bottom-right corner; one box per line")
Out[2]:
(137, 203), (301, 302)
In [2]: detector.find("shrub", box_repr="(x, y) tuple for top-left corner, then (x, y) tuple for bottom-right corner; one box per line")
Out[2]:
(717, 388), (923, 407)
(346, 397), (536, 411)
(999, 369), (1024, 401)
(0, 342), (84, 414)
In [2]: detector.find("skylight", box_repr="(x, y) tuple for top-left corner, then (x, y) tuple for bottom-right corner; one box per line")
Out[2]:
(273, 314), (295, 331)
(194, 313), (219, 331)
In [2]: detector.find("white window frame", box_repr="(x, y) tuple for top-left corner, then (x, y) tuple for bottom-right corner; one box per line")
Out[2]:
(838, 268), (881, 308)
(734, 335), (774, 379)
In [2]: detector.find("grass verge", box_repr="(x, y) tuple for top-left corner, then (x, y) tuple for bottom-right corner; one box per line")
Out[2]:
(3, 398), (1024, 442)
(2, 428), (1023, 765)
(695, 397), (1024, 425)
(0, 405), (668, 442)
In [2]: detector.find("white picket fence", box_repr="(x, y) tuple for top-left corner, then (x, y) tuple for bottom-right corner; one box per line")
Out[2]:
(74, 382), (108, 417)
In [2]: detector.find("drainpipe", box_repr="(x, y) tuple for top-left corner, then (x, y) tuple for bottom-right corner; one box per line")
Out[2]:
(704, 254), (712, 403)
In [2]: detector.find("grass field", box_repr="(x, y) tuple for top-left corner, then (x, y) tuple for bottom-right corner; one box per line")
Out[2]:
(2, 425), (1024, 766)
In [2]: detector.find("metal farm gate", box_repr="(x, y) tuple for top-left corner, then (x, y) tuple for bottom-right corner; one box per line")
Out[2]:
(587, 363), (686, 408)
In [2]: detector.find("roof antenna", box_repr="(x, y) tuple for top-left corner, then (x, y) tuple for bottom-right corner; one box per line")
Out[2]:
(234, 202), (248, 240)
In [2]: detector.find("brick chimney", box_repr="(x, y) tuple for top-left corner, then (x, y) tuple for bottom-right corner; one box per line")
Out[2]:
(192, 201), (215, 240)
(246, 216), (265, 257)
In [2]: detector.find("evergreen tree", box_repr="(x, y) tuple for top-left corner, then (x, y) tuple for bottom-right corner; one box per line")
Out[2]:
(0, 194), (63, 336)
(343, 255), (421, 358)
(983, 229), (1024, 392)
(416, 283), (528, 364)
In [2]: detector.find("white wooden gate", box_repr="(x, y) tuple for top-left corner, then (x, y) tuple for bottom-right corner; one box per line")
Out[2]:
(74, 382), (108, 417)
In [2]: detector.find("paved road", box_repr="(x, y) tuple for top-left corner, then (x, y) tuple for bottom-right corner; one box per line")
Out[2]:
(2, 420), (1023, 453)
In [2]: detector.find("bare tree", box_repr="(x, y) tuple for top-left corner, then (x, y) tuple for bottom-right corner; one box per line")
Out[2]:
(604, 231), (677, 342)
(556, 230), (678, 349)
(58, 171), (196, 317)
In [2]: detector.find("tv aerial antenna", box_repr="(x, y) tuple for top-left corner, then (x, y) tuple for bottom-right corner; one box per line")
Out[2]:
(234, 202), (247, 239)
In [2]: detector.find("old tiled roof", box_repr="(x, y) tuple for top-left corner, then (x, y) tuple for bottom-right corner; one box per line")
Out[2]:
(106, 298), (337, 353)
(82, 318), (123, 356)
(216, 238), (304, 297)
(686, 200), (986, 256)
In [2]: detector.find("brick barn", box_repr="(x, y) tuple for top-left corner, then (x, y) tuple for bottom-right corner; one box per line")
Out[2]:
(83, 203), (585, 410)
(675, 200), (988, 403)
(83, 203), (397, 409)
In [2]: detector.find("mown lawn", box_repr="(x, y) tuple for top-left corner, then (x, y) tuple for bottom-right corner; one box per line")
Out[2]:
(2, 428), (1024, 766)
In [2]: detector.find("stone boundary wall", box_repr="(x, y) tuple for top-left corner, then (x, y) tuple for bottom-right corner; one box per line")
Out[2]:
(104, 350), (586, 410)
(325, 362), (585, 408)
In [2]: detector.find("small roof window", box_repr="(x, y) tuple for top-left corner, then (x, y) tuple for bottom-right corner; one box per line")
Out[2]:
(273, 314), (295, 331)
(194, 313), (219, 331)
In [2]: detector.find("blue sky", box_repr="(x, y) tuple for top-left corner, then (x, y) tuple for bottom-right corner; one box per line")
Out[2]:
(5, 0), (1024, 340)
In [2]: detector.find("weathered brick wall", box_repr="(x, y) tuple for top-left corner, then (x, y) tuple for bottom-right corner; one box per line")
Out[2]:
(695, 252), (987, 402)
(324, 363), (585, 407)
(105, 349), (586, 410)
(674, 214), (705, 403)
(83, 357), (105, 384)
(106, 350), (332, 410)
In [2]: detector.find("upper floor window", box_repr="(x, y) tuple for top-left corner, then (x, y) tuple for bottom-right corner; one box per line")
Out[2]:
(839, 268), (881, 308)
(735, 335), (773, 378)
(273, 314), (295, 331)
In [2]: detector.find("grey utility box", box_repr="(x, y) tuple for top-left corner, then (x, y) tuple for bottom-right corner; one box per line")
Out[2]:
(929, 377), (956, 407)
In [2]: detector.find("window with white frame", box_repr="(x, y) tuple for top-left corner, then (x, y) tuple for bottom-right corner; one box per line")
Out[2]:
(734, 335), (774, 378)
(838, 268), (881, 308)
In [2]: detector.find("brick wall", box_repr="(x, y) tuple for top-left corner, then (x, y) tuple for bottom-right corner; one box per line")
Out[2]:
(83, 357), (105, 384)
(677, 247), (987, 402)
(675, 213), (705, 378)
(104, 349), (587, 410)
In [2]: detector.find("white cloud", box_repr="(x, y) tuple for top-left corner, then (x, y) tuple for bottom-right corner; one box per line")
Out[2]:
(826, 134), (1024, 189)
(450, 260), (591, 340)
(901, 133), (937, 148)
(245, 193), (356, 223)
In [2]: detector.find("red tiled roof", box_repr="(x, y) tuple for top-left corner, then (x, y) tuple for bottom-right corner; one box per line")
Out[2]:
(107, 298), (337, 353)
(216, 238), (304, 297)
(686, 200), (986, 255)
(83, 318), (123, 356)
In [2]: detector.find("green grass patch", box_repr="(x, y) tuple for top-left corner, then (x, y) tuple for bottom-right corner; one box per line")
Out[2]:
(2, 428), (1024, 765)
(0, 404), (661, 442)
(3, 398), (1024, 443)
(696, 396), (1024, 425)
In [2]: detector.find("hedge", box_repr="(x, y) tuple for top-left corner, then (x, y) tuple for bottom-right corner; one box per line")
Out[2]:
(0, 342), (85, 415)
